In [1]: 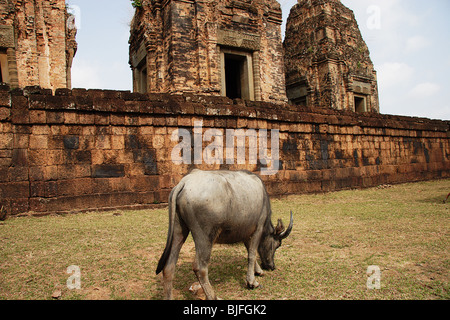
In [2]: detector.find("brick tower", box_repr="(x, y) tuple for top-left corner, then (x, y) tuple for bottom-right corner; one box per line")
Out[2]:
(284, 0), (379, 112)
(0, 0), (77, 91)
(129, 0), (287, 103)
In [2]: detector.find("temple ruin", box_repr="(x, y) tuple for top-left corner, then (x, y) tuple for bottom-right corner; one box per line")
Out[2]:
(0, 0), (77, 91)
(0, 0), (447, 216)
(284, 0), (379, 112)
(129, 0), (379, 112)
(129, 0), (287, 104)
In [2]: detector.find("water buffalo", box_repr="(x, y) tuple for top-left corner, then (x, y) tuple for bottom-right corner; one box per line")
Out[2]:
(156, 169), (293, 300)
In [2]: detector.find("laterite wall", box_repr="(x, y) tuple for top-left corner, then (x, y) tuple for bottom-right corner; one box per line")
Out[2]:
(0, 85), (449, 215)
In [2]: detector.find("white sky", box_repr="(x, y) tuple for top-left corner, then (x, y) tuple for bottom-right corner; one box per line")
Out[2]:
(67, 0), (450, 120)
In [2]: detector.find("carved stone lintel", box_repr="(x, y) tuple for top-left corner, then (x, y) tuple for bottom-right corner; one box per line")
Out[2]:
(0, 25), (15, 48)
(217, 28), (260, 51)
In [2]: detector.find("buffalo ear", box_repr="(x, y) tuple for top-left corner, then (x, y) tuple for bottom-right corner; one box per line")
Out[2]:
(274, 219), (285, 235)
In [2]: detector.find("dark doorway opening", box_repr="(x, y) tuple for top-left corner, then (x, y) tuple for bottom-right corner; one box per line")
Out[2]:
(225, 54), (245, 99)
(354, 96), (366, 113)
(139, 66), (147, 93)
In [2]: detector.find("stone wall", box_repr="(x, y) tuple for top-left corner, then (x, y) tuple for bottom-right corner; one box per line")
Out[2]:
(0, 85), (449, 215)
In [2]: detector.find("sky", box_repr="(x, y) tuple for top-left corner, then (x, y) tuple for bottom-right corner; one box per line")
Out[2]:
(67, 0), (450, 120)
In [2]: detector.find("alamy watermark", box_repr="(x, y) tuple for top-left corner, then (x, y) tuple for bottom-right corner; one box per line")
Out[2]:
(66, 5), (81, 30)
(366, 265), (381, 290)
(66, 265), (81, 290)
(366, 5), (381, 30)
(170, 121), (280, 176)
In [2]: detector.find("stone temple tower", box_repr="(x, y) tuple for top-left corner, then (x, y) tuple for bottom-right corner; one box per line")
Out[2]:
(284, 0), (379, 113)
(129, 0), (287, 104)
(0, 0), (77, 91)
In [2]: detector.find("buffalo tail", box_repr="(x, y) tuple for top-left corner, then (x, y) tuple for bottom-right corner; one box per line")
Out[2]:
(155, 182), (185, 275)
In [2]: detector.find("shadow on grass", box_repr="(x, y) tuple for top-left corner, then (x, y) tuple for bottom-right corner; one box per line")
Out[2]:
(418, 193), (450, 204)
(151, 254), (248, 300)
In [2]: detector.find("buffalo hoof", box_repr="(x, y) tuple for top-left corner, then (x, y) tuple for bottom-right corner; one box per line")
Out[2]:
(247, 281), (260, 290)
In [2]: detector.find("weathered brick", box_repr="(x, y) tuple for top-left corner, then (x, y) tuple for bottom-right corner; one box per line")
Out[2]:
(177, 116), (192, 127)
(57, 164), (91, 180)
(94, 114), (110, 125)
(11, 107), (29, 124)
(110, 114), (125, 125)
(46, 111), (64, 124)
(0, 133), (13, 150)
(57, 178), (93, 196)
(0, 181), (30, 198)
(92, 164), (125, 178)
(79, 113), (95, 124)
(0, 88), (10, 108)
(130, 175), (159, 192)
(0, 107), (10, 121)
(62, 135), (80, 150)
(64, 112), (78, 124)
(95, 135), (111, 150)
(29, 110), (47, 123)
(29, 135), (48, 149)
(111, 135), (125, 150)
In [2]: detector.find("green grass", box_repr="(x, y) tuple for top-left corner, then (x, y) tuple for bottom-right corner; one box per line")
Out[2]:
(1, 179), (449, 300)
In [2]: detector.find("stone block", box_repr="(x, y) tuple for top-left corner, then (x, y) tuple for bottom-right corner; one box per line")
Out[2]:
(63, 135), (80, 150)
(111, 135), (125, 150)
(57, 178), (93, 196)
(64, 112), (78, 124)
(110, 114), (125, 125)
(95, 135), (111, 150)
(79, 113), (95, 124)
(29, 165), (58, 181)
(11, 149), (28, 166)
(46, 111), (64, 124)
(92, 164), (125, 178)
(30, 110), (47, 123)
(58, 164), (91, 180)
(0, 181), (30, 198)
(0, 88), (10, 108)
(29, 135), (48, 149)
(0, 133), (13, 149)
(11, 107), (29, 124)
(0, 107), (10, 121)
(177, 116), (192, 127)
(130, 175), (159, 192)
(94, 114), (110, 125)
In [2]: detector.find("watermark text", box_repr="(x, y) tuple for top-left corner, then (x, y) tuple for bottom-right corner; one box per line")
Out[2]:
(170, 121), (280, 175)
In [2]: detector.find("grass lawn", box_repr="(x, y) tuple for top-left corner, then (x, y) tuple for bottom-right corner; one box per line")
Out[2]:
(0, 179), (449, 300)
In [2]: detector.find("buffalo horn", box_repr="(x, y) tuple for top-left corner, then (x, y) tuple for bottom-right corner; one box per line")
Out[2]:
(278, 211), (294, 240)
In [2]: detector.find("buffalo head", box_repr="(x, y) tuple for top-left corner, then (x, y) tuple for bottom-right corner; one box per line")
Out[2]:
(258, 211), (293, 271)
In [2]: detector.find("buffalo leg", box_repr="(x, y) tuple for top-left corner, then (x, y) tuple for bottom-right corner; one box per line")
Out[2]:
(244, 242), (264, 277)
(192, 233), (217, 300)
(245, 234), (262, 289)
(254, 261), (264, 276)
(162, 218), (189, 300)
